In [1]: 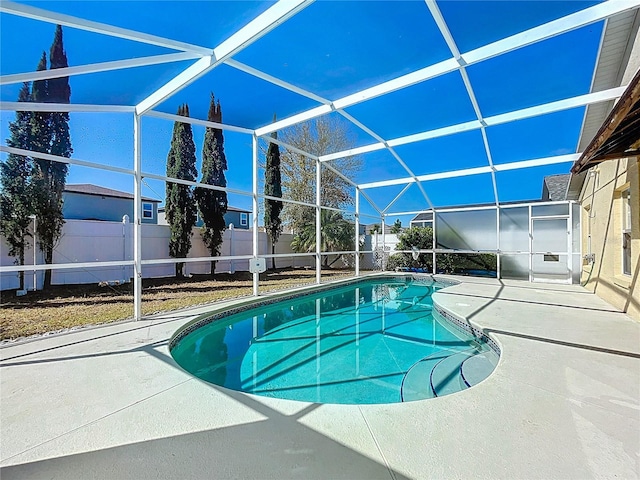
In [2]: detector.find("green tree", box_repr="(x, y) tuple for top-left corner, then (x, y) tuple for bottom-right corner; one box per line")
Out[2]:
(291, 209), (356, 267)
(195, 94), (227, 277)
(390, 219), (402, 234)
(0, 83), (34, 291)
(369, 223), (381, 234)
(28, 26), (73, 289)
(386, 226), (433, 271)
(264, 116), (283, 270)
(29, 51), (61, 288)
(280, 116), (361, 233)
(166, 104), (198, 278)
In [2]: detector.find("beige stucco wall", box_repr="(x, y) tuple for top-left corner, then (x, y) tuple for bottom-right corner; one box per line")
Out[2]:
(579, 157), (639, 320)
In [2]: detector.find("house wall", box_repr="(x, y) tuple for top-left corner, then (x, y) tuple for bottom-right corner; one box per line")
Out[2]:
(162, 210), (250, 229)
(63, 192), (157, 224)
(225, 211), (250, 229)
(579, 157), (640, 321)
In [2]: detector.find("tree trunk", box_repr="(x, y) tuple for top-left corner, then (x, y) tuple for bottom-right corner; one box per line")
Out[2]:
(176, 262), (184, 279)
(44, 246), (53, 289)
(210, 260), (216, 278)
(271, 240), (276, 270)
(18, 248), (24, 291)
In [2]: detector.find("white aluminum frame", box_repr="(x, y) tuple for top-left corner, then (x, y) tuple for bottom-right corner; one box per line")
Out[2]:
(1, 0), (638, 319)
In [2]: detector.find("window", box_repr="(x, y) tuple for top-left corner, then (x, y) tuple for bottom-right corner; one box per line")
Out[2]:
(622, 189), (631, 275)
(142, 202), (153, 219)
(240, 212), (248, 226)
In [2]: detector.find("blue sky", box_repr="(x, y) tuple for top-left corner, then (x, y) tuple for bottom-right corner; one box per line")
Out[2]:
(0, 0), (605, 226)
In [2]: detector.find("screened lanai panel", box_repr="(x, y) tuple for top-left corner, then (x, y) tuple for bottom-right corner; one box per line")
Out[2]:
(438, 0), (605, 52)
(1, 59), (195, 106)
(391, 130), (490, 177)
(368, 182), (430, 216)
(499, 207), (529, 252)
(487, 108), (586, 165)
(139, 116), (254, 203)
(343, 71), (476, 141)
(280, 111), (380, 157)
(152, 64), (323, 130)
(495, 163), (574, 203)
(14, 0), (273, 49)
(326, 149), (409, 186)
(233, 1), (451, 100)
(436, 209), (497, 251)
(421, 173), (495, 208)
(0, 14), (180, 78)
(466, 24), (602, 116)
(500, 255), (529, 281)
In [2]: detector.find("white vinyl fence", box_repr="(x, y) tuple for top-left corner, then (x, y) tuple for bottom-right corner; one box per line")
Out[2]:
(1, 219), (377, 291)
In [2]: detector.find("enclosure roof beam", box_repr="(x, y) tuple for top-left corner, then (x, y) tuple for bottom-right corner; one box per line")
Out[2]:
(0, 101), (135, 113)
(0, 52), (201, 86)
(259, 135), (319, 160)
(0, 145), (135, 175)
(145, 110), (254, 134)
(426, 0), (500, 207)
(255, 0), (638, 137)
(320, 86), (626, 162)
(382, 183), (414, 214)
(358, 153), (580, 189)
(0, 1), (213, 55)
(225, 59), (331, 105)
(225, 60), (438, 210)
(136, 0), (313, 115)
(337, 109), (435, 210)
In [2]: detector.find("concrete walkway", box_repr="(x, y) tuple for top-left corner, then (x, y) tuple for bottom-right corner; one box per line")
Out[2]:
(1, 276), (639, 479)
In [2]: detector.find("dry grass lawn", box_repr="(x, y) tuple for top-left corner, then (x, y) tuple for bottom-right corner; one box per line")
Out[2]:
(1, 269), (357, 341)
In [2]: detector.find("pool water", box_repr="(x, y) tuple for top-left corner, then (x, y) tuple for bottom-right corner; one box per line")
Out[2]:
(171, 278), (498, 404)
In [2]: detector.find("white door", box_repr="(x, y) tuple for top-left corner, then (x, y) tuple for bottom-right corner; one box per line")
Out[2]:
(531, 218), (570, 284)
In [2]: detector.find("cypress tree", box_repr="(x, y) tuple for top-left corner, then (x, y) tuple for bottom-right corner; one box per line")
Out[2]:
(30, 25), (72, 289)
(195, 94), (228, 277)
(166, 104), (198, 278)
(264, 115), (283, 270)
(0, 83), (34, 291)
(29, 51), (57, 288)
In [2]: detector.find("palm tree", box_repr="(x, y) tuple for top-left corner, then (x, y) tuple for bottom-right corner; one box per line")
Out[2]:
(291, 210), (356, 267)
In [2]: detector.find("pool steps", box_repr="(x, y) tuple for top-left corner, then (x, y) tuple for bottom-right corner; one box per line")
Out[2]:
(401, 344), (498, 401)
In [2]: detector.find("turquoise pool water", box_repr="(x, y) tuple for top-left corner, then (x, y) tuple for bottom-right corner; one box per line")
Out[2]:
(170, 277), (498, 404)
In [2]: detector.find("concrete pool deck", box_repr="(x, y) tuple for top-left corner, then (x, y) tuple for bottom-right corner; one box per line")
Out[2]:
(1, 275), (639, 479)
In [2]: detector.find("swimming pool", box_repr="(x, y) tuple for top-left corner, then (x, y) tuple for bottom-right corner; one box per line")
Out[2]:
(170, 276), (499, 404)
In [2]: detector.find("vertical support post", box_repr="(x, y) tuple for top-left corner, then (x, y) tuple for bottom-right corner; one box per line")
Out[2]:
(252, 315), (258, 389)
(567, 202), (573, 284)
(496, 206), (501, 280)
(355, 188), (360, 276)
(355, 286), (360, 375)
(528, 204), (533, 282)
(381, 216), (386, 271)
(30, 215), (37, 291)
(316, 158), (321, 284)
(252, 134), (259, 296)
(432, 210), (437, 275)
(133, 114), (142, 321)
(315, 297), (321, 401)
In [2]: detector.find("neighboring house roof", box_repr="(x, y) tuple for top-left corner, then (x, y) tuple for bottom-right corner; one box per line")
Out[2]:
(572, 67), (640, 174)
(541, 174), (570, 201)
(412, 212), (433, 222)
(65, 184), (160, 203)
